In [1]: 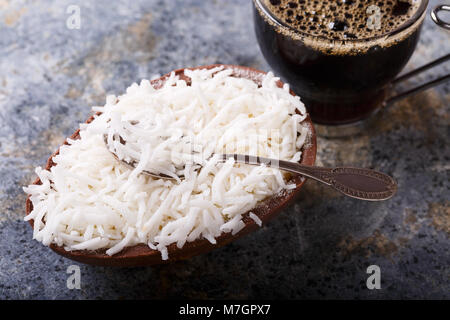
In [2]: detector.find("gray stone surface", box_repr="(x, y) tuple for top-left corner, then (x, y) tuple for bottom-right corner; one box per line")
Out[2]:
(0, 0), (448, 299)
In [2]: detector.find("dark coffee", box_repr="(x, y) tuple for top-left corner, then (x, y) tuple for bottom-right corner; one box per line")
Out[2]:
(253, 0), (427, 124)
(265, 0), (420, 40)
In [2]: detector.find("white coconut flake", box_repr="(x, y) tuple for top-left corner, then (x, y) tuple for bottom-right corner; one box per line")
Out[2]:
(249, 212), (262, 227)
(24, 67), (310, 259)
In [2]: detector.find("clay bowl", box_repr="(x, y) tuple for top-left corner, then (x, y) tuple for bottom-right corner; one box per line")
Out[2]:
(25, 64), (317, 267)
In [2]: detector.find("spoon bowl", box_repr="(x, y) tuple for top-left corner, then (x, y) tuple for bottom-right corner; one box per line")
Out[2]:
(25, 64), (317, 267)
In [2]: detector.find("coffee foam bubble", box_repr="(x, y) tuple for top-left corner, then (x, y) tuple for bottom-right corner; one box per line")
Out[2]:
(255, 0), (425, 55)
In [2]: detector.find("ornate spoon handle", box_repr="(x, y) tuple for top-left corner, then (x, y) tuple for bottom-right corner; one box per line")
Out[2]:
(220, 154), (398, 201)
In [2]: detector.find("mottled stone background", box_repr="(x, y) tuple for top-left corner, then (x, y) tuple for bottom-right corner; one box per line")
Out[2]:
(0, 0), (448, 299)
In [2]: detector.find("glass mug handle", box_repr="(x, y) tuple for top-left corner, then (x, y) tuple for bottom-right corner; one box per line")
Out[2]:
(431, 4), (450, 29)
(383, 4), (450, 107)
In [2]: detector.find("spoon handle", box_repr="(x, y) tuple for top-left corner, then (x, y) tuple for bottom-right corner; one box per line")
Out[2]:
(220, 154), (398, 201)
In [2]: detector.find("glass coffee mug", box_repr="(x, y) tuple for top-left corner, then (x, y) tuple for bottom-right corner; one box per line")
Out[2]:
(252, 0), (449, 126)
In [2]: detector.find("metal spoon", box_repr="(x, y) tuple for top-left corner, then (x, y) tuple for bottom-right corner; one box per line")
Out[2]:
(103, 134), (397, 201)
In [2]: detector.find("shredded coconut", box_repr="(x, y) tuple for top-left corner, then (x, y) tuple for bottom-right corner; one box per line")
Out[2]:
(24, 67), (309, 260)
(249, 212), (262, 227)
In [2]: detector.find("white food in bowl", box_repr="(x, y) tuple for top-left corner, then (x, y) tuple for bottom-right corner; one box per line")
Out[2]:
(24, 66), (310, 259)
